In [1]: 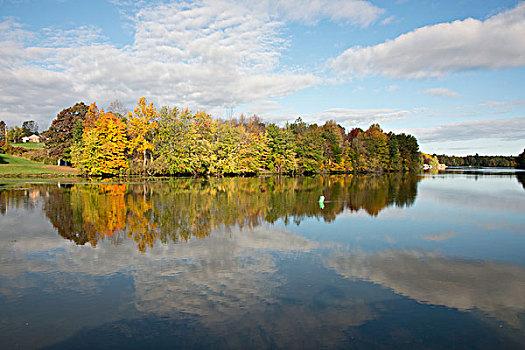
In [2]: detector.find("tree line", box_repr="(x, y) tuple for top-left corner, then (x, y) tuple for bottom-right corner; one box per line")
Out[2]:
(436, 154), (517, 168)
(41, 98), (422, 176)
(0, 120), (39, 143)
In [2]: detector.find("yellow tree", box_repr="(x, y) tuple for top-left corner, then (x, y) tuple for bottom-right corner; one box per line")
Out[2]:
(72, 110), (129, 176)
(127, 97), (158, 171)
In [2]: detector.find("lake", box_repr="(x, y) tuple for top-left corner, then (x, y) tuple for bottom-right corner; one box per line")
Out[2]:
(1, 171), (525, 349)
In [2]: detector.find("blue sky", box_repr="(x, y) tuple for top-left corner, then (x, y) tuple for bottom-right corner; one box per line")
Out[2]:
(1, 0), (524, 155)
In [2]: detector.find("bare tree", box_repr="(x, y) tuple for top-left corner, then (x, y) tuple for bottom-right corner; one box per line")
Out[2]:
(107, 99), (129, 118)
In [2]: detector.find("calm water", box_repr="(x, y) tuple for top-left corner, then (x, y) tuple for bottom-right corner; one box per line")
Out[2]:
(1, 172), (525, 349)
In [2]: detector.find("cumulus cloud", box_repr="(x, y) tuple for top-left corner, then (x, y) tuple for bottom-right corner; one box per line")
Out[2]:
(424, 88), (460, 98)
(412, 117), (525, 143)
(244, 0), (383, 26)
(331, 3), (525, 78)
(0, 1), (324, 128)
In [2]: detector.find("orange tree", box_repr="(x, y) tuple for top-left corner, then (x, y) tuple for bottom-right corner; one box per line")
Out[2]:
(72, 109), (129, 176)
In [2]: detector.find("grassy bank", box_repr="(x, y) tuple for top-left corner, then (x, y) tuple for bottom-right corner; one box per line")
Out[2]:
(11, 142), (44, 150)
(0, 154), (78, 176)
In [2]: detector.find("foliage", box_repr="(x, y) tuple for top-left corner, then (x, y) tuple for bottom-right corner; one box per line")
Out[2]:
(43, 102), (89, 161)
(72, 110), (129, 176)
(7, 126), (25, 143)
(127, 97), (159, 170)
(436, 154), (517, 167)
(265, 123), (297, 173)
(44, 98), (424, 176)
(0, 121), (5, 142)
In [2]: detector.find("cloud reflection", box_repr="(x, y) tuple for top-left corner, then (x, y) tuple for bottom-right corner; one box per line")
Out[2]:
(326, 250), (525, 329)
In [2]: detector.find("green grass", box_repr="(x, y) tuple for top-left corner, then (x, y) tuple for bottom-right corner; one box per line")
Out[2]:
(0, 154), (78, 176)
(11, 142), (44, 150)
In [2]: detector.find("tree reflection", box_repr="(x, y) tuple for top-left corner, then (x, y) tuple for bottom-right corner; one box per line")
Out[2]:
(3, 174), (419, 251)
(517, 173), (525, 191)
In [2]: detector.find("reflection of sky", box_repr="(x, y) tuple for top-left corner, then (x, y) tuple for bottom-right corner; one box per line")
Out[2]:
(2, 174), (525, 348)
(0, 204), (321, 349)
(326, 250), (525, 330)
(280, 174), (525, 265)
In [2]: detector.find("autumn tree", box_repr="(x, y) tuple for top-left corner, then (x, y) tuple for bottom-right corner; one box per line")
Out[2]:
(107, 99), (128, 118)
(72, 108), (129, 176)
(7, 126), (24, 143)
(44, 102), (89, 161)
(362, 124), (389, 172)
(289, 118), (324, 173)
(127, 97), (158, 171)
(321, 120), (347, 172)
(265, 123), (297, 174)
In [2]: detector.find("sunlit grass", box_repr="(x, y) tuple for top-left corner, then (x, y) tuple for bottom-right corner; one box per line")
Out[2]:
(11, 142), (44, 150)
(0, 154), (78, 176)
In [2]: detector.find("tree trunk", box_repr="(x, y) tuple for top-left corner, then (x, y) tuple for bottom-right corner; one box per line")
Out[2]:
(143, 149), (147, 173)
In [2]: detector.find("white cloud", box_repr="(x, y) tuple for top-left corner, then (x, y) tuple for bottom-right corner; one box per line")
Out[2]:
(412, 117), (525, 143)
(0, 1), (325, 128)
(424, 88), (460, 98)
(331, 3), (525, 78)
(478, 99), (525, 110)
(326, 249), (525, 328)
(246, 0), (383, 26)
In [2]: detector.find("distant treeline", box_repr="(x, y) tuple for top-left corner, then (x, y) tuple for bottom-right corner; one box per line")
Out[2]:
(41, 98), (423, 176)
(436, 154), (517, 168)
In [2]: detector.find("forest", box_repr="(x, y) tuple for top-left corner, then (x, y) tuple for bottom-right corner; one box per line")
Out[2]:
(2, 97), (524, 175)
(436, 154), (517, 168)
(39, 98), (422, 176)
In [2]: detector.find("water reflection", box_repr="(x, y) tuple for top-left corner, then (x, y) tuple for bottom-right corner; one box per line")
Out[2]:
(327, 250), (525, 330)
(2, 173), (525, 349)
(1, 174), (419, 252)
(517, 173), (525, 190)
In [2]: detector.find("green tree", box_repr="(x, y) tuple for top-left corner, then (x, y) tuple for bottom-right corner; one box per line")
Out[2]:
(387, 132), (401, 171)
(153, 107), (214, 175)
(7, 126), (24, 143)
(289, 118), (324, 174)
(363, 124), (390, 172)
(321, 120), (346, 172)
(265, 123), (297, 174)
(395, 133), (421, 171)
